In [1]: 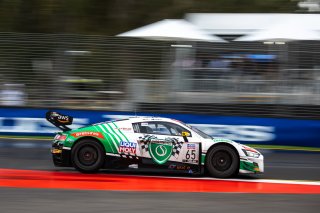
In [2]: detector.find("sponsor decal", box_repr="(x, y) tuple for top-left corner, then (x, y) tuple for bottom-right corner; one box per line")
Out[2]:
(119, 141), (137, 154)
(176, 165), (191, 170)
(149, 141), (173, 164)
(115, 127), (132, 131)
(212, 138), (234, 143)
(183, 148), (198, 164)
(187, 144), (196, 149)
(141, 123), (148, 126)
(168, 164), (191, 171)
(57, 115), (70, 123)
(71, 132), (104, 139)
(182, 159), (199, 163)
(138, 135), (183, 164)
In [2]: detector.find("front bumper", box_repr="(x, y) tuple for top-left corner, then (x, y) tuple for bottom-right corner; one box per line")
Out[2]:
(239, 154), (264, 174)
(51, 141), (72, 167)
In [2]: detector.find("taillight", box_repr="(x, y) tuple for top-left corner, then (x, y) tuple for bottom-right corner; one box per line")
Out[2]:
(55, 134), (67, 141)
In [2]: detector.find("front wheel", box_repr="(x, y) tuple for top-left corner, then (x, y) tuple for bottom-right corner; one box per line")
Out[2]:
(71, 139), (105, 173)
(206, 145), (239, 178)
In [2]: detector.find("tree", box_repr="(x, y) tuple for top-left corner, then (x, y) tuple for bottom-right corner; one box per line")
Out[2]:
(0, 0), (299, 35)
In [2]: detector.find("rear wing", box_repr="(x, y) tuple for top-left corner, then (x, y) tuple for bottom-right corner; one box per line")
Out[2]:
(46, 111), (73, 131)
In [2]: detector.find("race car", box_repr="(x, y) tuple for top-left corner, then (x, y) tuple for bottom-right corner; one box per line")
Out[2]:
(46, 111), (264, 178)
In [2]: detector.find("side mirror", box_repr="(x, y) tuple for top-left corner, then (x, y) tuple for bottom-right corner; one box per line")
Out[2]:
(182, 131), (190, 137)
(182, 131), (190, 142)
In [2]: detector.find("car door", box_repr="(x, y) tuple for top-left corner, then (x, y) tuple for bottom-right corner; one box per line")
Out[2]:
(132, 121), (201, 165)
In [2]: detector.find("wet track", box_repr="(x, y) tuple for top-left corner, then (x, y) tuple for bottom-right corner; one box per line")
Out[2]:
(0, 139), (320, 212)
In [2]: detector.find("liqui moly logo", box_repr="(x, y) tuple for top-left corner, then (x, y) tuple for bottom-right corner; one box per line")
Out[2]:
(71, 132), (104, 139)
(119, 141), (137, 154)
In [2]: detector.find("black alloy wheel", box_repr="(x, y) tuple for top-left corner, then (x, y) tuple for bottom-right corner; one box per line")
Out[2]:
(206, 145), (239, 178)
(71, 139), (105, 173)
(212, 150), (232, 172)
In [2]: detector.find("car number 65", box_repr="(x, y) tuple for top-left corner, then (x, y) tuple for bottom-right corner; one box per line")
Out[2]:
(186, 150), (196, 160)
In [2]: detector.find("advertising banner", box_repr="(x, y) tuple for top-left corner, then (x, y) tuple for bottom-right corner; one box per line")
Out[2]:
(0, 107), (319, 147)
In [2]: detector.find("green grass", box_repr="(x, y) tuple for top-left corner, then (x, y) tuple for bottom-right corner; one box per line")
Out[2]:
(247, 144), (320, 152)
(0, 135), (52, 140)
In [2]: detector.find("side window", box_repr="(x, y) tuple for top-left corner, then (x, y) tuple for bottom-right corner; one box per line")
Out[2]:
(133, 123), (151, 133)
(133, 121), (191, 137)
(148, 123), (170, 135)
(133, 122), (170, 135)
(132, 123), (140, 133)
(164, 122), (192, 137)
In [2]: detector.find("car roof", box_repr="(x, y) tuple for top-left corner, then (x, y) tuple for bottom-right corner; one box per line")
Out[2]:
(124, 116), (179, 123)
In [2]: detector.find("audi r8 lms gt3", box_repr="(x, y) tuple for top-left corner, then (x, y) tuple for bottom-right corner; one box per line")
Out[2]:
(46, 111), (264, 178)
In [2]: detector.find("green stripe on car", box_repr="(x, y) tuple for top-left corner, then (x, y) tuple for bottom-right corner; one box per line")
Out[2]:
(106, 123), (124, 143)
(98, 124), (119, 153)
(111, 122), (129, 142)
(93, 126), (116, 153)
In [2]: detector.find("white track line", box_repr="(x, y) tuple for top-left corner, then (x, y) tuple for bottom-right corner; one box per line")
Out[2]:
(197, 177), (320, 186)
(114, 173), (320, 186)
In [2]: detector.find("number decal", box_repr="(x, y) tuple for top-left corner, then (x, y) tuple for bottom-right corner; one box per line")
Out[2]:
(182, 143), (199, 164)
(186, 150), (196, 160)
(191, 150), (196, 159)
(186, 150), (190, 159)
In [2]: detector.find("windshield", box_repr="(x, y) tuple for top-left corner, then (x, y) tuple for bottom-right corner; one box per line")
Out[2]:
(188, 124), (213, 139)
(174, 120), (212, 139)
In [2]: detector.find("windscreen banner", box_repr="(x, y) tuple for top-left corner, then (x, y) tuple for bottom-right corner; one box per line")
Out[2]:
(0, 107), (319, 147)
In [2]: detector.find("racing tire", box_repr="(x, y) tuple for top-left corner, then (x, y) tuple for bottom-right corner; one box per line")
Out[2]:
(206, 145), (239, 178)
(71, 139), (105, 173)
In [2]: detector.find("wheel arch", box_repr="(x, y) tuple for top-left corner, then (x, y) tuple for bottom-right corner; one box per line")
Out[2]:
(70, 136), (107, 173)
(205, 142), (240, 167)
(72, 136), (106, 154)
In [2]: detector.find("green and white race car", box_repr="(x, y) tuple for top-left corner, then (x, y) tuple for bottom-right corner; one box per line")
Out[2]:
(47, 111), (264, 178)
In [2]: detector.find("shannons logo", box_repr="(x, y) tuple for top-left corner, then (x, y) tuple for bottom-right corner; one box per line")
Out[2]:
(74, 132), (99, 137)
(191, 124), (275, 142)
(71, 132), (104, 139)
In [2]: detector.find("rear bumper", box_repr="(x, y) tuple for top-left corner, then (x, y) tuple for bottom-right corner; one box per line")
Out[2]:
(51, 141), (72, 167)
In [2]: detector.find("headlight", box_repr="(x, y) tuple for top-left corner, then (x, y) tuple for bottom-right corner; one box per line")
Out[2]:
(242, 145), (260, 158)
(243, 150), (260, 158)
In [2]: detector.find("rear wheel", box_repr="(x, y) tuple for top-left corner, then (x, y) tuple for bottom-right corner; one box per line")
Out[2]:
(71, 139), (105, 173)
(206, 145), (239, 178)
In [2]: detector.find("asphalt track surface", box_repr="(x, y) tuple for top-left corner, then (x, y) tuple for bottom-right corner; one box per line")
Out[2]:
(0, 139), (319, 212)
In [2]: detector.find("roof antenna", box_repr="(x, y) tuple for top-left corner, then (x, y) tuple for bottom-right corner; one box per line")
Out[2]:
(134, 108), (137, 117)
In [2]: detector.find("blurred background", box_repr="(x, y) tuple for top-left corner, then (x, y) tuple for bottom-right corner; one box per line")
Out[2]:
(0, 0), (320, 117)
(0, 2), (320, 212)
(0, 0), (320, 148)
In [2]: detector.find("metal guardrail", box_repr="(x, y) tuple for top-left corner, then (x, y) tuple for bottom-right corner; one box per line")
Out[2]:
(0, 33), (320, 116)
